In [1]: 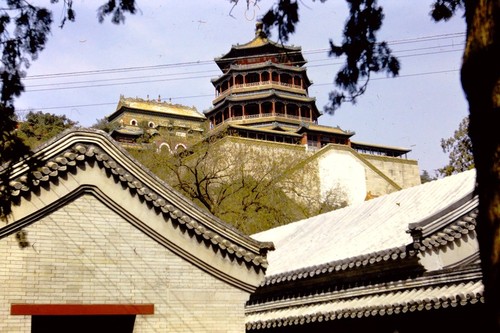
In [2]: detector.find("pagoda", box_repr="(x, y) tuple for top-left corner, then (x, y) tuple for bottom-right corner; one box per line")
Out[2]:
(202, 23), (420, 203)
(205, 22), (354, 148)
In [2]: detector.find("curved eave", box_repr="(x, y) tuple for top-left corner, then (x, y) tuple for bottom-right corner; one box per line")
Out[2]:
(109, 105), (206, 122)
(351, 141), (411, 155)
(205, 90), (319, 117)
(106, 108), (123, 122)
(246, 274), (484, 330)
(228, 91), (315, 103)
(296, 125), (354, 137)
(2, 128), (273, 291)
(260, 246), (413, 288)
(215, 42), (305, 70)
(110, 126), (144, 137)
(229, 124), (303, 138)
(408, 193), (478, 252)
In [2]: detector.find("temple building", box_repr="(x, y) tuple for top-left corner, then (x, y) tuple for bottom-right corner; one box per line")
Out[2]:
(105, 23), (421, 204)
(203, 23), (420, 203)
(107, 95), (207, 153)
(204, 22), (411, 158)
(205, 22), (353, 149)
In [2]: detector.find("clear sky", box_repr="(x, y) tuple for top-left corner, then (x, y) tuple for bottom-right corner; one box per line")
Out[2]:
(14, 1), (468, 175)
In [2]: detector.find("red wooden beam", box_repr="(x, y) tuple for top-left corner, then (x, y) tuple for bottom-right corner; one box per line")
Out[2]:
(11, 304), (154, 316)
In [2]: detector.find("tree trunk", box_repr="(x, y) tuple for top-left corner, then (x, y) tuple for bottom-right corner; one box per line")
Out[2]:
(461, 0), (500, 330)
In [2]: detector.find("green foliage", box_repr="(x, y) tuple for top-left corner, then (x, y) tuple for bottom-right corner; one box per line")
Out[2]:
(420, 170), (437, 184)
(438, 116), (474, 177)
(91, 117), (118, 133)
(16, 111), (77, 149)
(213, 176), (304, 234)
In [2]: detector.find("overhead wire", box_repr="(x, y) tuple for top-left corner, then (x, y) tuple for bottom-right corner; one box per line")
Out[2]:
(23, 43), (465, 91)
(23, 32), (465, 82)
(24, 40), (464, 88)
(16, 32), (466, 114)
(16, 68), (460, 115)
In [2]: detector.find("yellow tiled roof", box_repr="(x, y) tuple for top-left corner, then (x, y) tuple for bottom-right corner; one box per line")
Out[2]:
(117, 97), (206, 120)
(302, 123), (353, 135)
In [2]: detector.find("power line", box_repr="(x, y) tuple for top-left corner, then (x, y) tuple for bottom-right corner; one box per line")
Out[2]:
(23, 46), (464, 92)
(387, 32), (465, 45)
(17, 68), (459, 114)
(26, 69), (220, 88)
(24, 60), (215, 80)
(25, 74), (216, 92)
(23, 32), (465, 82)
(16, 31), (466, 114)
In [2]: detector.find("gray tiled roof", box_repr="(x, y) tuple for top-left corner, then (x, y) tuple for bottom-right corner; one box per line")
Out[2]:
(246, 272), (483, 330)
(4, 129), (272, 276)
(252, 170), (476, 278)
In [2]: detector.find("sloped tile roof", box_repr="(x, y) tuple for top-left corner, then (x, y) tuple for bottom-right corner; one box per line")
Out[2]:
(246, 272), (483, 330)
(409, 195), (478, 252)
(3, 129), (272, 291)
(260, 245), (414, 288)
(108, 97), (206, 121)
(214, 29), (304, 69)
(252, 170), (476, 278)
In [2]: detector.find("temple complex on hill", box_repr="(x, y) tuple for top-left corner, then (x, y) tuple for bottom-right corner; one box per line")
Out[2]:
(205, 22), (328, 146)
(107, 23), (420, 203)
(205, 22), (410, 158)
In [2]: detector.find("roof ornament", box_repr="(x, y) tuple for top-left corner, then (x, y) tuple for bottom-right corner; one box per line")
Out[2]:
(255, 21), (266, 39)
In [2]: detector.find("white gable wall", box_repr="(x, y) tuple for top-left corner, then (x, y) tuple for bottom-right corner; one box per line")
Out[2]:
(0, 193), (249, 332)
(317, 149), (367, 204)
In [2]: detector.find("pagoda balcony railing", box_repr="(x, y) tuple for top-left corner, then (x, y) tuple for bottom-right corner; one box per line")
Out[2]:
(232, 80), (302, 90)
(214, 80), (304, 102)
(228, 113), (302, 121)
(212, 113), (304, 128)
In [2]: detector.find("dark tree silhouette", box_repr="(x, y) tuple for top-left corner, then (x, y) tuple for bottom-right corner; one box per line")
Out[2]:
(0, 0), (135, 215)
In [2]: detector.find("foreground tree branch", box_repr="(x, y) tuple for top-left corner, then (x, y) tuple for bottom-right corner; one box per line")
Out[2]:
(460, 0), (500, 329)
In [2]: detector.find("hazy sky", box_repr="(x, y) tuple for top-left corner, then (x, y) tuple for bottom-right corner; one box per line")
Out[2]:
(15, 1), (468, 175)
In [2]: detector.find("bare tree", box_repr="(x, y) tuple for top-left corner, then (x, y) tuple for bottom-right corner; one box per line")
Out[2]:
(130, 136), (347, 234)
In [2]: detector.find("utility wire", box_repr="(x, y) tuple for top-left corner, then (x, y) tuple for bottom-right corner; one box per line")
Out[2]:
(16, 68), (460, 114)
(24, 46), (464, 91)
(17, 32), (466, 113)
(23, 32), (465, 81)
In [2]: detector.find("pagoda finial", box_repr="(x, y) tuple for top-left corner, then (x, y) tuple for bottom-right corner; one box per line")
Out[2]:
(255, 21), (266, 38)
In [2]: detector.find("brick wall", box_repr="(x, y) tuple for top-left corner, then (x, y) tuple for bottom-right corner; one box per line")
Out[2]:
(0, 194), (250, 332)
(362, 154), (421, 195)
(214, 137), (420, 205)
